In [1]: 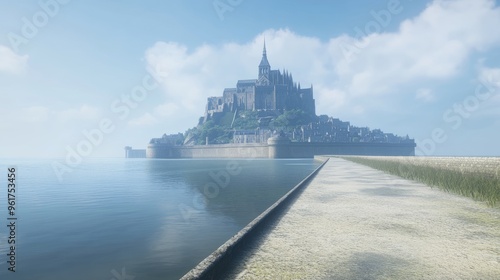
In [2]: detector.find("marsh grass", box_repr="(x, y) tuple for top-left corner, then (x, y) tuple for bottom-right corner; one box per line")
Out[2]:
(342, 156), (500, 207)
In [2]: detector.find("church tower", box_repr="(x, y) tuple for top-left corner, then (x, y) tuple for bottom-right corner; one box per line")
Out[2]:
(258, 40), (270, 85)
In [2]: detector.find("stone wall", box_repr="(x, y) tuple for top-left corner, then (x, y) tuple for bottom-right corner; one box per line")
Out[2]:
(125, 148), (146, 158)
(147, 143), (269, 159)
(179, 157), (330, 280)
(147, 142), (416, 159)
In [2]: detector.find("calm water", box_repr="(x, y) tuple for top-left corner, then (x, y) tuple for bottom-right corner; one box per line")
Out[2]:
(0, 158), (320, 280)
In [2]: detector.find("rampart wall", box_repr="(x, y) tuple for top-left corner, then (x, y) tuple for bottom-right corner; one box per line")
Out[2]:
(147, 142), (416, 159)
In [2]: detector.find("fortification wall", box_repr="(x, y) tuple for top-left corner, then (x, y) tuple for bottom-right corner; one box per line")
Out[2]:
(125, 149), (146, 158)
(147, 142), (416, 159)
(147, 143), (269, 159)
(177, 144), (269, 158)
(146, 144), (178, 158)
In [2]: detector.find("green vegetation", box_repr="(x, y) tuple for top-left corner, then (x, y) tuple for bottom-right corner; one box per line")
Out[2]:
(185, 120), (231, 145)
(273, 109), (311, 128)
(185, 109), (315, 144)
(342, 156), (500, 207)
(186, 111), (260, 144)
(232, 110), (259, 130)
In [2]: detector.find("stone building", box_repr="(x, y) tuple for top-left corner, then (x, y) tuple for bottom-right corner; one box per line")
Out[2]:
(204, 42), (315, 120)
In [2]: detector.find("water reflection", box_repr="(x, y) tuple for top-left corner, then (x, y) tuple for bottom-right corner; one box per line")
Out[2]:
(146, 159), (320, 227)
(0, 158), (319, 280)
(144, 159), (320, 279)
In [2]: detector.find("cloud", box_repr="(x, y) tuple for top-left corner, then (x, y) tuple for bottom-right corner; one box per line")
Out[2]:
(145, 0), (500, 129)
(57, 105), (101, 122)
(128, 113), (158, 126)
(20, 106), (50, 122)
(479, 66), (500, 90)
(415, 88), (435, 102)
(6, 105), (100, 126)
(475, 66), (500, 117)
(145, 31), (331, 126)
(154, 102), (180, 117)
(4, 105), (100, 127)
(335, 0), (500, 97)
(0, 45), (28, 74)
(315, 87), (347, 111)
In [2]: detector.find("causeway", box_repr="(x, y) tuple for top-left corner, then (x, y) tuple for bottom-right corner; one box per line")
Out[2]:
(223, 157), (500, 279)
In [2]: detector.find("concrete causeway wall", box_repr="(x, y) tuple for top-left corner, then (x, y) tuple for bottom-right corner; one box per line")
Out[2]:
(179, 157), (330, 280)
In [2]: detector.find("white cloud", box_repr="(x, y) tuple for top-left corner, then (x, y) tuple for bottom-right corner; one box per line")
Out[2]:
(315, 87), (347, 111)
(145, 0), (500, 126)
(154, 102), (180, 117)
(479, 66), (500, 90)
(145, 31), (331, 125)
(335, 0), (500, 97)
(0, 45), (28, 74)
(128, 113), (158, 126)
(10, 105), (100, 124)
(352, 105), (365, 115)
(416, 88), (435, 102)
(475, 66), (500, 117)
(20, 106), (50, 122)
(57, 105), (101, 122)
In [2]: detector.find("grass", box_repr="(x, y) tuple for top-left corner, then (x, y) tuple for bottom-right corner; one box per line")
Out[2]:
(341, 156), (500, 207)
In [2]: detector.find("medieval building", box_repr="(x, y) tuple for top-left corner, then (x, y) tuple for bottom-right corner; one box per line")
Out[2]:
(204, 42), (316, 119)
(144, 42), (416, 157)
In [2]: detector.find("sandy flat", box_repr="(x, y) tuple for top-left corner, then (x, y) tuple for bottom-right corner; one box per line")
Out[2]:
(223, 158), (500, 279)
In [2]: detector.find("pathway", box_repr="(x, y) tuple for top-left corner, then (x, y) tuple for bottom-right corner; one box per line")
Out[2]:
(223, 158), (500, 279)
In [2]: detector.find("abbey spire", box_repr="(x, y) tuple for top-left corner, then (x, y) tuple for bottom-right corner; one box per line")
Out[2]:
(258, 40), (271, 85)
(205, 42), (316, 118)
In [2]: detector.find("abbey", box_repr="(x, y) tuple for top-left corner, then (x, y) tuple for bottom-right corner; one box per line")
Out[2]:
(205, 42), (315, 118)
(142, 41), (416, 158)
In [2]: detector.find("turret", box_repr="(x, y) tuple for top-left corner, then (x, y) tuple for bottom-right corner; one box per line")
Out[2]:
(267, 131), (291, 158)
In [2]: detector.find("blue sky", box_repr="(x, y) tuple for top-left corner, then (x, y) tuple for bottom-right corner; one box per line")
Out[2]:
(1, 0), (500, 158)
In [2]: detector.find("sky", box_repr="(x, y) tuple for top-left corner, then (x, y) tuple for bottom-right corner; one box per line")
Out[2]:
(1, 0), (500, 158)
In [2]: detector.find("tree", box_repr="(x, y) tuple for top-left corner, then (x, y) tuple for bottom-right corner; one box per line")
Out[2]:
(232, 111), (259, 129)
(274, 109), (310, 128)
